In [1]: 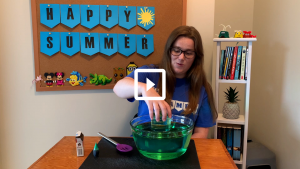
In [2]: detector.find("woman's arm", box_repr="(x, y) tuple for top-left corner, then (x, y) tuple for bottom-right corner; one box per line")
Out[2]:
(191, 127), (209, 138)
(113, 77), (146, 99)
(113, 77), (172, 121)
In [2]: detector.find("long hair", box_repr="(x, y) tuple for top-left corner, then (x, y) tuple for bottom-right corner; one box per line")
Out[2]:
(157, 26), (217, 122)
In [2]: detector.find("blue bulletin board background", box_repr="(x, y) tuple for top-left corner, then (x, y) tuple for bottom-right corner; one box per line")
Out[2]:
(32, 0), (186, 91)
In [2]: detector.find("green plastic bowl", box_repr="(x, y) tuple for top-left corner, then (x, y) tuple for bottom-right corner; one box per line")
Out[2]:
(130, 115), (194, 160)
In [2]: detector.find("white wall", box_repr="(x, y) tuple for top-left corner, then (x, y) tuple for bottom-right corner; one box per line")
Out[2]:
(187, 0), (215, 83)
(249, 0), (300, 168)
(0, 1), (215, 168)
(187, 0), (215, 139)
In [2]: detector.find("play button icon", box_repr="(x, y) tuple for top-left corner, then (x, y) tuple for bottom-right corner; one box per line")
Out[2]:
(146, 78), (155, 91)
(134, 69), (166, 100)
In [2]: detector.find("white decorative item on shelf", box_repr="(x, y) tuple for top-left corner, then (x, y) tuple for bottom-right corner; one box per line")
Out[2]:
(222, 87), (240, 119)
(213, 38), (257, 169)
(223, 102), (240, 119)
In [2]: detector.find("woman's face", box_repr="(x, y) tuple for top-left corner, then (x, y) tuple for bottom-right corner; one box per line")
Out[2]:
(171, 36), (195, 78)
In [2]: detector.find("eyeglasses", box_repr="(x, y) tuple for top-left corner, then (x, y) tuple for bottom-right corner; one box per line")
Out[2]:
(170, 47), (195, 59)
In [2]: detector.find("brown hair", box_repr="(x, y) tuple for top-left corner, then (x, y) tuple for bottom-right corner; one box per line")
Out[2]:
(157, 26), (217, 122)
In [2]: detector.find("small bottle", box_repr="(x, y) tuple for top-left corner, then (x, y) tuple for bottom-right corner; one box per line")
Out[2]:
(93, 143), (99, 157)
(151, 111), (171, 131)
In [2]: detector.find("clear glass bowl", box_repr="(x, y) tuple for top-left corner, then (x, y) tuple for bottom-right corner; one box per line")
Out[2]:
(130, 115), (194, 160)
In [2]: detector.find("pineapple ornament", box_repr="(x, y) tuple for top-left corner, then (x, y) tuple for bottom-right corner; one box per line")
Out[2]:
(223, 87), (240, 119)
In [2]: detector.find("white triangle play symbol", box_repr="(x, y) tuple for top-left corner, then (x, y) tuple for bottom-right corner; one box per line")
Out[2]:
(146, 78), (155, 91)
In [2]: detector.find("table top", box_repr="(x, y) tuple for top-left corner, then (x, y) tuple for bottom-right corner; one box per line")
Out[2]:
(28, 136), (237, 169)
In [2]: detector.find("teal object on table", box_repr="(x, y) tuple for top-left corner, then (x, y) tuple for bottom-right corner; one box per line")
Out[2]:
(93, 143), (99, 157)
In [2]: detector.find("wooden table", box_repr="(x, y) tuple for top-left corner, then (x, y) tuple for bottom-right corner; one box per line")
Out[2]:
(28, 136), (237, 169)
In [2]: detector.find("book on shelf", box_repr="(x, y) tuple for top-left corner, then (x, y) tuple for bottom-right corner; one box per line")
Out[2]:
(240, 125), (244, 156)
(245, 49), (249, 80)
(219, 50), (225, 79)
(230, 46), (238, 80)
(240, 46), (247, 80)
(226, 126), (233, 156)
(223, 47), (230, 79)
(221, 125), (227, 146)
(225, 47), (232, 79)
(234, 46), (243, 80)
(222, 50), (227, 79)
(233, 126), (242, 160)
(226, 47), (234, 79)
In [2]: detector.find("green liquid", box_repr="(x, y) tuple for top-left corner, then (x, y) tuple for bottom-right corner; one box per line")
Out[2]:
(132, 122), (192, 160)
(151, 113), (172, 131)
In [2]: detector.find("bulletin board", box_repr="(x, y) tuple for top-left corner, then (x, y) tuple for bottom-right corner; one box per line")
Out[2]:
(31, 0), (187, 91)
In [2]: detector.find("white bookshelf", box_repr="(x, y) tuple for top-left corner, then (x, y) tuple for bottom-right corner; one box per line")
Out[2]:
(234, 154), (243, 164)
(217, 79), (247, 84)
(217, 113), (245, 125)
(213, 38), (257, 169)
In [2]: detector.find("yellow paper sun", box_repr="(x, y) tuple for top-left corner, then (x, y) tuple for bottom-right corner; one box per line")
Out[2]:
(138, 7), (155, 27)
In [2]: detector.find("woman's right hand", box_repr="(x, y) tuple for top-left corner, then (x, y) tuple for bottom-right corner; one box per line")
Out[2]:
(113, 77), (171, 121)
(140, 85), (172, 122)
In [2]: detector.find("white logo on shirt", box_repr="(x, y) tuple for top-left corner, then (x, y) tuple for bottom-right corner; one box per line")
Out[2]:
(175, 101), (184, 111)
(171, 99), (199, 114)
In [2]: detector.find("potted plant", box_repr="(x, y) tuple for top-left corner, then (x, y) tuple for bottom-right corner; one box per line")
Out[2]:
(223, 87), (240, 119)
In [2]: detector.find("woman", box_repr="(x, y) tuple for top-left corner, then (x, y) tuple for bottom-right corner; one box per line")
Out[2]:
(113, 26), (217, 138)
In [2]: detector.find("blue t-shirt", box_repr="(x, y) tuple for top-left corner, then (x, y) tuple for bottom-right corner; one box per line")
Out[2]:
(126, 65), (215, 128)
